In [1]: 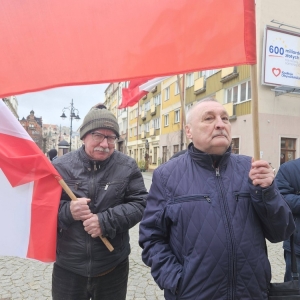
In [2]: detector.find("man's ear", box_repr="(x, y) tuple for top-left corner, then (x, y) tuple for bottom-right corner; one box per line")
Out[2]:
(185, 124), (192, 139)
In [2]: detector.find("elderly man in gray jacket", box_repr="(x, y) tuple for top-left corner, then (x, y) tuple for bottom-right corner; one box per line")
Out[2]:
(52, 105), (147, 300)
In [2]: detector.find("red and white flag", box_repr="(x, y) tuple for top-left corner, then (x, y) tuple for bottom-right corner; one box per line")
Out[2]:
(119, 76), (170, 108)
(0, 0), (256, 98)
(0, 100), (62, 262)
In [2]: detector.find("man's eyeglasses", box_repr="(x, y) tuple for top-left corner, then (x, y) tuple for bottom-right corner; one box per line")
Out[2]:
(91, 132), (118, 144)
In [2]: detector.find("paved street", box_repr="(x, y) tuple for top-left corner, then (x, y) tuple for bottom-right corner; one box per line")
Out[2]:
(0, 172), (287, 299)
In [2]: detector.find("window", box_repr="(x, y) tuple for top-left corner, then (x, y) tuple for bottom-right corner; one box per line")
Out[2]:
(145, 122), (150, 132)
(186, 103), (193, 112)
(231, 138), (239, 154)
(226, 81), (251, 104)
(164, 114), (169, 126)
(165, 87), (170, 100)
(280, 138), (296, 165)
(175, 82), (180, 95)
(232, 86), (238, 104)
(154, 93), (161, 106)
(203, 69), (217, 78)
(154, 118), (160, 129)
(134, 149), (137, 160)
(122, 119), (127, 132)
(145, 101), (150, 111)
(186, 73), (194, 88)
(240, 82), (247, 102)
(173, 145), (179, 156)
(174, 110), (180, 123)
(162, 146), (168, 163)
(153, 147), (158, 165)
(139, 149), (143, 161)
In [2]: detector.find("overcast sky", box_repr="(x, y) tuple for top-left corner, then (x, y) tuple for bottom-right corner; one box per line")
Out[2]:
(17, 84), (109, 131)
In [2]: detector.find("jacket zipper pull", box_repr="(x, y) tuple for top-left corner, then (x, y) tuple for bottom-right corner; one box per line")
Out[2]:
(104, 183), (109, 190)
(204, 196), (211, 203)
(94, 161), (97, 171)
(215, 167), (220, 176)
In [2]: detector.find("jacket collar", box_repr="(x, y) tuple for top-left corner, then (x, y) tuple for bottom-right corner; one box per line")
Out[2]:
(78, 145), (114, 171)
(187, 142), (231, 170)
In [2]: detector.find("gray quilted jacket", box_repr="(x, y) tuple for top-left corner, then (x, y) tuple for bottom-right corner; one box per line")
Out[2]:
(53, 146), (147, 277)
(139, 144), (294, 300)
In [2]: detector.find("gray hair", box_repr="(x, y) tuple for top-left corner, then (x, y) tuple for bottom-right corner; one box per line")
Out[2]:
(186, 98), (218, 124)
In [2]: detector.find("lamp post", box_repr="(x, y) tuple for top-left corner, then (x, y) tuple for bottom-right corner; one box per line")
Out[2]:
(60, 99), (80, 151)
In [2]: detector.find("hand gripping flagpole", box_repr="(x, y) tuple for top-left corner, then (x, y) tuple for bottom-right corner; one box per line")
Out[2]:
(58, 178), (114, 252)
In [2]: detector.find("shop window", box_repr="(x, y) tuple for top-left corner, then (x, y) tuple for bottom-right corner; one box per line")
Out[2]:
(280, 138), (296, 165)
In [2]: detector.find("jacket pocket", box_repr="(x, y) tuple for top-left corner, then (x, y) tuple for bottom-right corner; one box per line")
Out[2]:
(173, 194), (212, 204)
(233, 192), (251, 202)
(61, 179), (88, 200)
(95, 180), (127, 208)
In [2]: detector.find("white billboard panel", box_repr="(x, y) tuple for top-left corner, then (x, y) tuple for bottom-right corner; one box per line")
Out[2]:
(262, 26), (300, 88)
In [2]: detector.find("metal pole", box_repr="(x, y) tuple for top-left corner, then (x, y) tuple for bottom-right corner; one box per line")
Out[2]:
(61, 99), (80, 152)
(70, 99), (73, 151)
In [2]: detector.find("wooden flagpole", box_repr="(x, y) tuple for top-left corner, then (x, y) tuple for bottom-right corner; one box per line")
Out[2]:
(250, 64), (260, 161)
(58, 179), (114, 252)
(176, 75), (189, 148)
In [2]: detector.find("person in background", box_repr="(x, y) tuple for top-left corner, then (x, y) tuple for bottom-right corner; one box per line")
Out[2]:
(139, 98), (295, 300)
(52, 105), (147, 300)
(48, 148), (58, 161)
(275, 158), (300, 281)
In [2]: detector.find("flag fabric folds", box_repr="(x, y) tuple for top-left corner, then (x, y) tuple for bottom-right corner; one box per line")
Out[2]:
(0, 0), (256, 98)
(0, 100), (62, 262)
(119, 76), (170, 108)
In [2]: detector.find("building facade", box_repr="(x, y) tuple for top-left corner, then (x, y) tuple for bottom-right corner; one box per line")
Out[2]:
(2, 96), (18, 118)
(20, 110), (43, 150)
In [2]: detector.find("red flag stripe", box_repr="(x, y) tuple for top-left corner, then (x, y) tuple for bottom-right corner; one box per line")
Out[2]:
(0, 0), (256, 97)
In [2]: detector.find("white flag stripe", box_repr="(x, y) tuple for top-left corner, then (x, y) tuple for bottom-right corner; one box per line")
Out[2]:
(0, 100), (32, 141)
(139, 76), (170, 92)
(0, 169), (33, 257)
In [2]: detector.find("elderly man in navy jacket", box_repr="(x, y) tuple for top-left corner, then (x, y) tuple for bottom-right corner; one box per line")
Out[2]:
(139, 99), (295, 300)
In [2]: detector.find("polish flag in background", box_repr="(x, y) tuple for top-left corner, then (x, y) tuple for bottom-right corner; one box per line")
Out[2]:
(119, 76), (170, 108)
(0, 100), (62, 262)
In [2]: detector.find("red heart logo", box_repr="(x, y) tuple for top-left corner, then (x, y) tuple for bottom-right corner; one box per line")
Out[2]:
(272, 68), (281, 77)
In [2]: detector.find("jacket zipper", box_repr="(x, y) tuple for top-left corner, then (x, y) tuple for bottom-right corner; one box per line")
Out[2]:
(87, 161), (100, 277)
(215, 167), (236, 300)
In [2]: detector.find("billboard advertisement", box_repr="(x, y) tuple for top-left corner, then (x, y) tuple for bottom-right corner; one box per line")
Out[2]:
(262, 26), (300, 88)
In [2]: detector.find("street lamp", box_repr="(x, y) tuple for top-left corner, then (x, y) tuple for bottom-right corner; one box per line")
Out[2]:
(60, 99), (80, 151)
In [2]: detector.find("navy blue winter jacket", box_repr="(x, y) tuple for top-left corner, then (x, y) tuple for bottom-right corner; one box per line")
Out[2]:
(275, 158), (300, 255)
(139, 145), (294, 300)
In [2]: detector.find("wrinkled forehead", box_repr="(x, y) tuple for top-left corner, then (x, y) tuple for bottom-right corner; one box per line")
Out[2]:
(198, 102), (229, 117)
